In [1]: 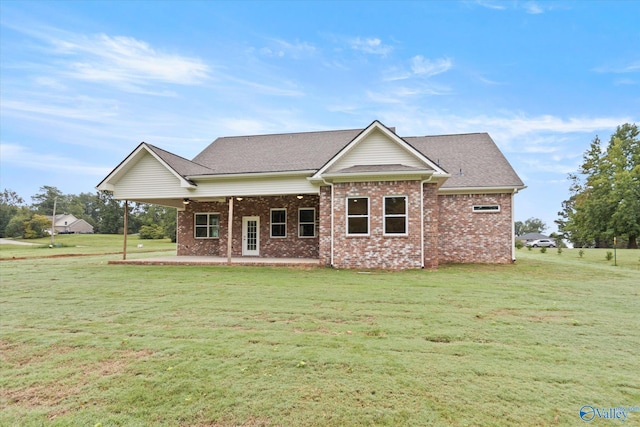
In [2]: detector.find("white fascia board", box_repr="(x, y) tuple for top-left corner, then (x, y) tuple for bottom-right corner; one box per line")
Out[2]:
(187, 170), (317, 181)
(438, 185), (527, 195)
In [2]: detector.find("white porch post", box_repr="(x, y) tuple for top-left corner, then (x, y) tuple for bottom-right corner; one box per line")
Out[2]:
(227, 196), (234, 264)
(123, 200), (128, 260)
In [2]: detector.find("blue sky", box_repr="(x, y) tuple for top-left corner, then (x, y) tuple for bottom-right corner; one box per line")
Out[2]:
(1, 0), (638, 231)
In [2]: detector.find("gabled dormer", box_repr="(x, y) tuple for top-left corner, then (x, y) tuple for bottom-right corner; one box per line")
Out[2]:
(310, 120), (449, 184)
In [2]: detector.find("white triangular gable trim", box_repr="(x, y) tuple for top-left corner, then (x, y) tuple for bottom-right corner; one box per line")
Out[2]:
(96, 143), (196, 192)
(311, 120), (447, 180)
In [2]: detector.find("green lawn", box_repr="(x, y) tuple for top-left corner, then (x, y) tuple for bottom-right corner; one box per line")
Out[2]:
(1, 238), (639, 426)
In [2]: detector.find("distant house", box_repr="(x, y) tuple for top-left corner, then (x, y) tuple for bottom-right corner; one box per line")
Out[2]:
(98, 120), (525, 269)
(47, 214), (94, 234)
(517, 232), (552, 243)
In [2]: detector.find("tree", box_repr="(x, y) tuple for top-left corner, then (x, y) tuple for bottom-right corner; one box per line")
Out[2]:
(558, 123), (639, 248)
(0, 189), (26, 238)
(515, 217), (547, 236)
(31, 186), (67, 215)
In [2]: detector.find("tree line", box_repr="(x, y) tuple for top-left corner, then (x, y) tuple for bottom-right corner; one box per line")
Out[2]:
(557, 123), (639, 249)
(0, 186), (176, 241)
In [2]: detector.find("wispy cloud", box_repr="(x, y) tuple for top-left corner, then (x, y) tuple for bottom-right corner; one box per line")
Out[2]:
(411, 56), (453, 77)
(259, 38), (316, 59)
(384, 56), (453, 81)
(349, 37), (393, 56)
(523, 2), (544, 14)
(5, 23), (210, 93)
(474, 1), (506, 10)
(57, 34), (210, 87)
(593, 61), (640, 74)
(0, 143), (112, 176)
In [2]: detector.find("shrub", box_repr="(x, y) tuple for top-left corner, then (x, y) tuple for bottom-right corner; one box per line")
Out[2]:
(515, 240), (524, 249)
(139, 224), (165, 240)
(578, 249), (585, 258)
(606, 251), (613, 261)
(557, 246), (563, 255)
(540, 247), (547, 254)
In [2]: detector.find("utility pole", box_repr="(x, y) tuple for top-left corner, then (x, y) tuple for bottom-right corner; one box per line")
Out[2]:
(50, 197), (57, 247)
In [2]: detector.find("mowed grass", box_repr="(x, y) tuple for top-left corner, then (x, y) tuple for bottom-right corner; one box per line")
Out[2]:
(1, 238), (639, 426)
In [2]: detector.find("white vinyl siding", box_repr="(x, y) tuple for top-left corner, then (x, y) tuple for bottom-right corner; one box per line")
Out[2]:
(193, 175), (318, 198)
(328, 129), (426, 173)
(114, 153), (187, 199)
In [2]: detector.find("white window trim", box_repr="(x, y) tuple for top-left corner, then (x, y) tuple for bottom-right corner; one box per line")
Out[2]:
(194, 212), (220, 239)
(383, 195), (408, 236)
(298, 207), (316, 238)
(346, 196), (370, 236)
(472, 205), (501, 213)
(270, 208), (287, 238)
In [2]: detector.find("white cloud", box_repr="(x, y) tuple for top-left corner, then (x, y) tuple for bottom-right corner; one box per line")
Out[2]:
(474, 1), (506, 10)
(384, 56), (453, 82)
(523, 2), (544, 14)
(593, 61), (640, 74)
(0, 143), (111, 176)
(6, 24), (211, 93)
(411, 56), (453, 77)
(349, 37), (393, 56)
(260, 38), (316, 59)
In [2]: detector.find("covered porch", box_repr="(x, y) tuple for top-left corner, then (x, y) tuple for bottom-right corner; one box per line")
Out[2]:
(108, 255), (321, 267)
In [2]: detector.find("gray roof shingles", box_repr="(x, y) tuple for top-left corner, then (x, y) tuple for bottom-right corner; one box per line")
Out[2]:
(169, 126), (523, 189)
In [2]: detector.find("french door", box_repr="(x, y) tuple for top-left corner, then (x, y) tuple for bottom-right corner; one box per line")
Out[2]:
(242, 216), (260, 256)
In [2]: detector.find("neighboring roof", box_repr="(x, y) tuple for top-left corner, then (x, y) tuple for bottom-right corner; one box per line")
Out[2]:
(192, 128), (362, 175)
(405, 133), (525, 189)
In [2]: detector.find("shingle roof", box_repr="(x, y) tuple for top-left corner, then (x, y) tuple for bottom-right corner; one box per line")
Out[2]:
(192, 129), (362, 174)
(146, 143), (214, 177)
(187, 127), (523, 189)
(405, 133), (525, 189)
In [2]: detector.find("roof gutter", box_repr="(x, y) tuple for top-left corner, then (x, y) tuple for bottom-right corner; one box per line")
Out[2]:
(187, 169), (317, 180)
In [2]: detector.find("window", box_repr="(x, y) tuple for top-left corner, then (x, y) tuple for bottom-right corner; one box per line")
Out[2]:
(195, 213), (220, 238)
(384, 196), (407, 235)
(270, 208), (287, 237)
(299, 208), (316, 237)
(347, 197), (369, 235)
(473, 205), (500, 213)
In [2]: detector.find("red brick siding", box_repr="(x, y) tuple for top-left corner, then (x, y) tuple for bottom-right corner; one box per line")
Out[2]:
(177, 195), (319, 258)
(437, 193), (513, 264)
(422, 183), (439, 269)
(318, 186), (332, 266)
(330, 181), (424, 269)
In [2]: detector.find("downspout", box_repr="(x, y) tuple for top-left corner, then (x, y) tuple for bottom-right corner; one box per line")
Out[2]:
(321, 179), (335, 267)
(511, 190), (516, 262)
(420, 176), (434, 269)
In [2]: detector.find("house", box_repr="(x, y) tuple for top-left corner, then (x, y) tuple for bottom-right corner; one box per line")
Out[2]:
(517, 232), (552, 243)
(97, 120), (525, 269)
(47, 214), (94, 234)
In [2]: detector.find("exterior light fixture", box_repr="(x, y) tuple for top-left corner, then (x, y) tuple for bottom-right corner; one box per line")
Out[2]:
(297, 195), (304, 199)
(236, 197), (243, 201)
(183, 198), (190, 205)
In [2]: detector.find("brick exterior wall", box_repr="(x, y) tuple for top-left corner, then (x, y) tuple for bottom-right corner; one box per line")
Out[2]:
(437, 193), (513, 264)
(328, 181), (425, 269)
(177, 195), (320, 259)
(176, 187), (515, 268)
